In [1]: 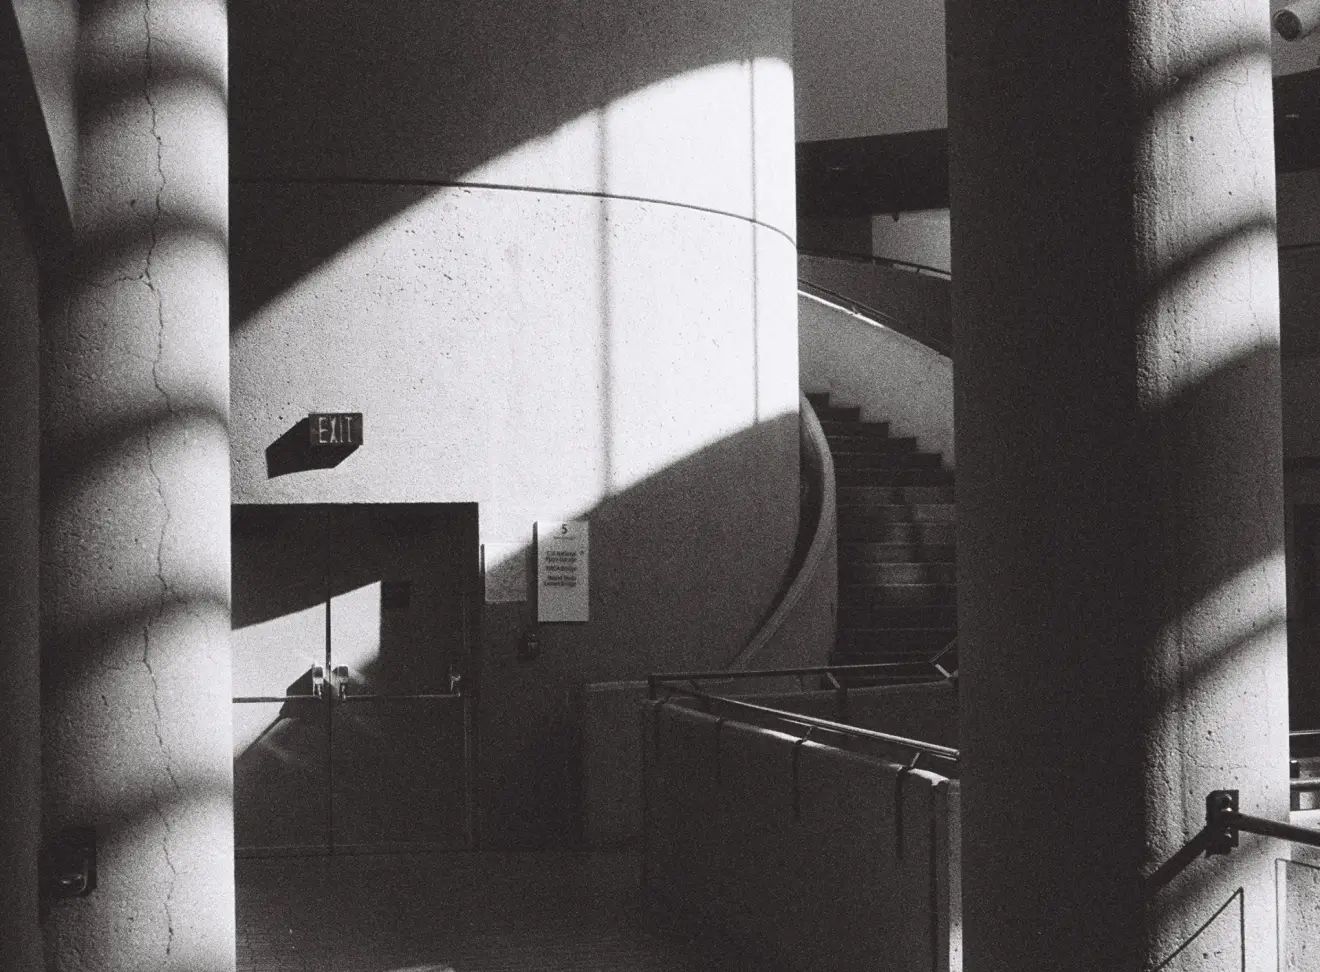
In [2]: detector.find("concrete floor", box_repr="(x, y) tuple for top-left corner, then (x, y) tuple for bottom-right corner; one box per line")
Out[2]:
(236, 850), (763, 972)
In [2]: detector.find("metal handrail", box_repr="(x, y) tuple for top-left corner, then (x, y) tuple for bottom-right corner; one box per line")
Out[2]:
(798, 279), (952, 358)
(1207, 790), (1320, 850)
(655, 685), (959, 765)
(649, 659), (949, 697)
(1146, 789), (1320, 894)
(798, 279), (907, 329)
(799, 247), (953, 279)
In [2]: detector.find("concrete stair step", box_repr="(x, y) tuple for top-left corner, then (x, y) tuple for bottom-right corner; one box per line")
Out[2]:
(840, 561), (956, 584)
(838, 485), (956, 505)
(823, 434), (918, 453)
(835, 467), (954, 488)
(837, 503), (956, 524)
(839, 541), (956, 564)
(838, 604), (957, 627)
(839, 521), (955, 544)
(831, 451), (944, 470)
(804, 391), (832, 408)
(840, 583), (957, 606)
(819, 419), (891, 439)
(814, 404), (862, 422)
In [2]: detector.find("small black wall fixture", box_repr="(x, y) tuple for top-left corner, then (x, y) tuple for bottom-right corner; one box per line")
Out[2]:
(42, 826), (97, 906)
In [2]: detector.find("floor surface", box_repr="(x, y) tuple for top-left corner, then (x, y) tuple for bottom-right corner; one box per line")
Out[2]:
(236, 850), (759, 972)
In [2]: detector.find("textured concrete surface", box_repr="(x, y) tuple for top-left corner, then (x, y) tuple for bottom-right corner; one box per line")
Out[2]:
(40, 0), (233, 968)
(949, 1), (1288, 969)
(799, 292), (954, 464)
(230, 0), (800, 847)
(0, 171), (42, 972)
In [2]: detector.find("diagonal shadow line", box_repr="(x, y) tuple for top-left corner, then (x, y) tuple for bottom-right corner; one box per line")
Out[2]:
(1136, 215), (1278, 322)
(42, 404), (229, 499)
(1151, 886), (1245, 972)
(1135, 34), (1272, 121)
(46, 765), (233, 841)
(1144, 825), (1223, 898)
(62, 212), (231, 288)
(76, 47), (228, 131)
(42, 593), (230, 694)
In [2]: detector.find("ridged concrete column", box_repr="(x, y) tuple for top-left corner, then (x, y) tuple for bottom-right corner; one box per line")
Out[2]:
(948, 1), (1286, 969)
(41, 1), (232, 969)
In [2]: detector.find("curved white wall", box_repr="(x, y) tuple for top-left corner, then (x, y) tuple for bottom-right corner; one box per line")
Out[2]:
(230, 0), (799, 845)
(799, 292), (954, 467)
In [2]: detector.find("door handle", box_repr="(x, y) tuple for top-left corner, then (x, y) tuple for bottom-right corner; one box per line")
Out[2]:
(332, 665), (350, 700)
(311, 665), (326, 701)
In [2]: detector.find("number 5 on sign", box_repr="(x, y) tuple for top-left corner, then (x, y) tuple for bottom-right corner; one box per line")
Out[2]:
(536, 521), (589, 622)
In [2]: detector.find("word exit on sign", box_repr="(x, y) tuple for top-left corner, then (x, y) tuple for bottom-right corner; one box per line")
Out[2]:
(308, 413), (363, 447)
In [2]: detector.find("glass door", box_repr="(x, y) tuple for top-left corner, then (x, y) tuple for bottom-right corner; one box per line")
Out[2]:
(232, 504), (478, 855)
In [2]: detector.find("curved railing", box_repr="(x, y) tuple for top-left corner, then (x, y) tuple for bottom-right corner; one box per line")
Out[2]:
(726, 389), (838, 670)
(798, 278), (950, 357)
(798, 246), (952, 279)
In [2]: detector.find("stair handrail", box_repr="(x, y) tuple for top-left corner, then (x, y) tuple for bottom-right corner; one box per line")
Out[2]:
(931, 637), (958, 679)
(798, 279), (952, 358)
(725, 390), (838, 670)
(652, 684), (960, 767)
(650, 659), (954, 697)
(799, 246), (953, 280)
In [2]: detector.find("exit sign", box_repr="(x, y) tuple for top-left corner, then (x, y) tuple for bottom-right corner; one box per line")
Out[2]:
(308, 413), (362, 447)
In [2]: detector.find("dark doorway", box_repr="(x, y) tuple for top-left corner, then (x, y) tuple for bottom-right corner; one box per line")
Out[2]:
(231, 503), (479, 855)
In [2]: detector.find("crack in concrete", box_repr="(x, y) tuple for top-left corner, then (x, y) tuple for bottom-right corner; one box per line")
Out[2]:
(139, 0), (178, 959)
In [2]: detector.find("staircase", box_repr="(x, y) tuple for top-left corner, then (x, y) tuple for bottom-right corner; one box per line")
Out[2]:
(806, 392), (956, 669)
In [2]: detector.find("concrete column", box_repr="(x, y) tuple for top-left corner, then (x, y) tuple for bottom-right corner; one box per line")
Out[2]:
(41, 1), (232, 969)
(948, 2), (1287, 969)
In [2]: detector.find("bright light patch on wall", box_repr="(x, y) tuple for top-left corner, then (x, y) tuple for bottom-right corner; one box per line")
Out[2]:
(1138, 218), (1279, 405)
(461, 58), (792, 222)
(330, 582), (383, 688)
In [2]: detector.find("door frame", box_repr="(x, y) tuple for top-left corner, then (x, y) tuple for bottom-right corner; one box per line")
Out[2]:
(230, 502), (482, 857)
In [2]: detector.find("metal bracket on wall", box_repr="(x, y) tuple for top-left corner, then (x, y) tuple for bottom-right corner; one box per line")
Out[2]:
(1204, 789), (1240, 856)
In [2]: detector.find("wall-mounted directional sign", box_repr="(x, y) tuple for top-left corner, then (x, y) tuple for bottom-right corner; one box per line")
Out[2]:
(308, 412), (363, 447)
(536, 521), (588, 622)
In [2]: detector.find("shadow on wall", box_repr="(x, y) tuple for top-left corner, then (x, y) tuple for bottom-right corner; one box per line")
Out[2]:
(225, 412), (811, 848)
(475, 414), (806, 847)
(266, 418), (359, 477)
(229, 0), (790, 322)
